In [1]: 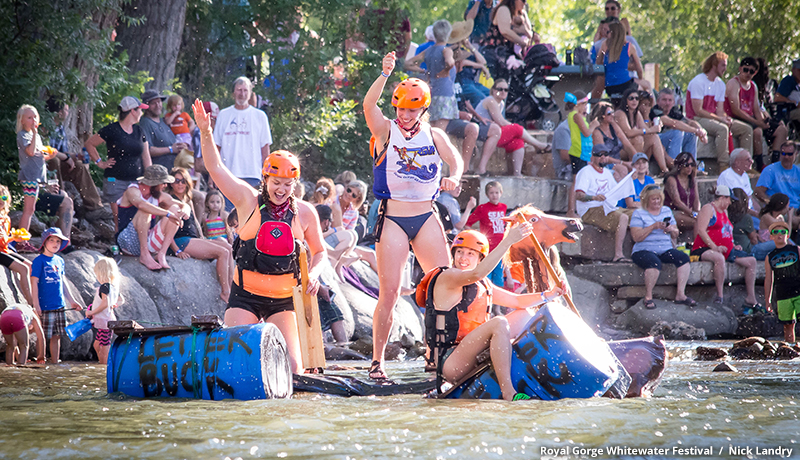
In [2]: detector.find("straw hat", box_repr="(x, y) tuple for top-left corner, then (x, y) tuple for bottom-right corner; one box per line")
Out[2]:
(447, 19), (474, 44)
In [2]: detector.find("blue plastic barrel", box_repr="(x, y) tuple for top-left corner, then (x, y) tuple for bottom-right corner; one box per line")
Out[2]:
(445, 303), (619, 400)
(66, 318), (93, 341)
(107, 323), (292, 400)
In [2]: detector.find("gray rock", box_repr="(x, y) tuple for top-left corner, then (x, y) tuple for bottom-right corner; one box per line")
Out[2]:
(9, 211), (46, 236)
(616, 299), (736, 337)
(318, 261), (355, 341)
(649, 320), (706, 340)
(567, 274), (610, 331)
(713, 362), (738, 372)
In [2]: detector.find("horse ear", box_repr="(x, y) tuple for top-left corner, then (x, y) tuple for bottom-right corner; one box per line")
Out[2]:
(501, 216), (517, 223)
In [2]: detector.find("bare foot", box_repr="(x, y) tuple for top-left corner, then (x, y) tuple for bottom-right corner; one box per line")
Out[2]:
(139, 253), (162, 271)
(156, 253), (171, 270)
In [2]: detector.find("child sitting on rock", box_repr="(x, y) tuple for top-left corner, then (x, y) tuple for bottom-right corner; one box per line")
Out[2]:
(86, 257), (124, 364)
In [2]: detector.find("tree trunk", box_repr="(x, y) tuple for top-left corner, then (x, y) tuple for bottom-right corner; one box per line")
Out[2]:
(68, 7), (120, 155)
(116, 0), (188, 92)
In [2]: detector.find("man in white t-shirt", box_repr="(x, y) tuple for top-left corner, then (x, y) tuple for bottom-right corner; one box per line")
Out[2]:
(574, 146), (630, 262)
(214, 76), (272, 209)
(685, 51), (750, 170)
(717, 148), (760, 215)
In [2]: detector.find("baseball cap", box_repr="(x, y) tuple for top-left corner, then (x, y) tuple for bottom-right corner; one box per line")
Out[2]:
(119, 96), (148, 112)
(632, 152), (648, 164)
(141, 89), (167, 103)
(793, 59), (800, 70)
(40, 227), (70, 253)
(714, 185), (738, 200)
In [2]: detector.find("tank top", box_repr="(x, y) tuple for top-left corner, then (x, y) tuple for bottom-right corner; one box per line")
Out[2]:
(604, 42), (631, 87)
(723, 77), (756, 118)
(568, 111), (593, 161)
(205, 215), (227, 239)
(425, 44), (456, 97)
(373, 121), (441, 202)
(767, 244), (800, 300)
(692, 206), (734, 258)
(475, 97), (504, 121)
(595, 124), (624, 161)
(664, 176), (696, 212)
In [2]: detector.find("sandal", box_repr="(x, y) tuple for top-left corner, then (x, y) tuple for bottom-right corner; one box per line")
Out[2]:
(712, 296), (724, 305)
(368, 360), (388, 381)
(610, 257), (632, 263)
(675, 297), (697, 307)
(644, 299), (656, 310)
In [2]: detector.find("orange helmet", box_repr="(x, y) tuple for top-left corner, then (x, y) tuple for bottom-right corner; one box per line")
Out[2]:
(262, 150), (300, 179)
(392, 78), (431, 109)
(451, 230), (489, 259)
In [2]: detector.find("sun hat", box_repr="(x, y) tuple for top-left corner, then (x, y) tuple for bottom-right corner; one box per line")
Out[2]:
(137, 164), (175, 186)
(447, 20), (474, 44)
(769, 220), (790, 233)
(40, 227), (70, 253)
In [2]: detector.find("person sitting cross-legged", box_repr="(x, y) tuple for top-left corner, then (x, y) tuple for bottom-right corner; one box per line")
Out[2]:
(115, 165), (187, 270)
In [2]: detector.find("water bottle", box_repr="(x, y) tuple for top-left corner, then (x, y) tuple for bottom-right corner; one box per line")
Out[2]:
(565, 49), (573, 66)
(697, 161), (705, 174)
(653, 117), (661, 127)
(81, 147), (90, 163)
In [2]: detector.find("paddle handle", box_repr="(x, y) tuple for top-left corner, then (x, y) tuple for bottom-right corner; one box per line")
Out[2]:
(515, 215), (581, 318)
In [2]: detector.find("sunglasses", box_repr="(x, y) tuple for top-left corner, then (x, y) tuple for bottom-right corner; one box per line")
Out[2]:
(681, 162), (696, 168)
(495, 87), (509, 92)
(346, 188), (360, 199)
(605, 6), (618, 10)
(0, 195), (7, 201)
(174, 178), (187, 185)
(741, 67), (756, 75)
(781, 150), (796, 156)
(627, 96), (639, 101)
(771, 229), (789, 235)
(593, 152), (609, 157)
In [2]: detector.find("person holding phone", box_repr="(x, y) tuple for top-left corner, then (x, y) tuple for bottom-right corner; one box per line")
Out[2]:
(629, 184), (695, 309)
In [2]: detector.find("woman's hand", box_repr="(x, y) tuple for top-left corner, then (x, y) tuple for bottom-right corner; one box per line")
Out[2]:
(505, 221), (534, 244)
(382, 52), (396, 76)
(441, 176), (459, 191)
(713, 244), (726, 254)
(543, 285), (565, 301)
(306, 276), (321, 296)
(192, 99), (211, 133)
(97, 158), (116, 169)
(177, 251), (190, 260)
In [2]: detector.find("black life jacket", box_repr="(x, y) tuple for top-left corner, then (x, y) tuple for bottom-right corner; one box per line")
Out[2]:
(420, 267), (492, 393)
(232, 197), (301, 281)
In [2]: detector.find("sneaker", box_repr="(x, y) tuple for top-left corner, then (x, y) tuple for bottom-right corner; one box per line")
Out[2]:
(512, 392), (532, 401)
(14, 241), (38, 253)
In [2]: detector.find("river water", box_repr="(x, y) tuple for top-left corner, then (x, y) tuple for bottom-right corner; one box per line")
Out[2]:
(1, 341), (798, 460)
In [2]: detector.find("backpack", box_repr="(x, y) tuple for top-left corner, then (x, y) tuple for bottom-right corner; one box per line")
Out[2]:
(524, 44), (559, 69)
(573, 47), (591, 66)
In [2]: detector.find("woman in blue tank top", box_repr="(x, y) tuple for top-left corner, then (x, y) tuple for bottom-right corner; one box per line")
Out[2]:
(595, 22), (643, 98)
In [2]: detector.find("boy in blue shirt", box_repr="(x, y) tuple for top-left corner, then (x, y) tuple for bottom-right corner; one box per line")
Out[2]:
(31, 227), (82, 363)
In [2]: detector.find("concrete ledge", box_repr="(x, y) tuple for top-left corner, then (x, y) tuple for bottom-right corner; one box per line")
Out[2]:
(571, 260), (766, 288)
(558, 225), (634, 261)
(474, 175), (570, 212)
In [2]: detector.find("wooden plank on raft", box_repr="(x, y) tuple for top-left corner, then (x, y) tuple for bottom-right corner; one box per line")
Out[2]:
(294, 245), (326, 370)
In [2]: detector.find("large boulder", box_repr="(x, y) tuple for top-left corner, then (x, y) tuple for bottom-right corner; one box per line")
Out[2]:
(567, 274), (610, 331)
(117, 256), (227, 326)
(614, 299), (738, 337)
(318, 260), (355, 340)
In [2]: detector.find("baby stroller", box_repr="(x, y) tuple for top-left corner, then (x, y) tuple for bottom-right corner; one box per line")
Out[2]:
(504, 44), (562, 131)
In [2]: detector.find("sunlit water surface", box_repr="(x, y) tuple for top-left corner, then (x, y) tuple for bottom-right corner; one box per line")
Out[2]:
(1, 341), (798, 459)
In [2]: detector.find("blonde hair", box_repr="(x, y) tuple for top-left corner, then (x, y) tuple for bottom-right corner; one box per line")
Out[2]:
(639, 184), (665, 205)
(169, 167), (194, 203)
(346, 180), (368, 207)
(702, 51), (728, 74)
(334, 170), (357, 186)
(94, 257), (120, 285)
(166, 95), (184, 112)
(0, 185), (11, 217)
(16, 105), (39, 133)
(311, 177), (335, 205)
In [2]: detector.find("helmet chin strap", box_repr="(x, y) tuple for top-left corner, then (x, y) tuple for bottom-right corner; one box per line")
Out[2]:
(395, 117), (422, 140)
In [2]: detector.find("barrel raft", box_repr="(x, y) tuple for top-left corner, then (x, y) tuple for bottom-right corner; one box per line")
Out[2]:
(107, 322), (292, 400)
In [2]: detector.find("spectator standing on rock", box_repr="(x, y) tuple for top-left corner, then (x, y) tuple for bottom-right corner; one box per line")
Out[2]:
(115, 165), (186, 271)
(85, 96), (152, 230)
(629, 184), (695, 309)
(764, 220), (800, 342)
(138, 90), (188, 170)
(214, 77), (273, 210)
(691, 185), (759, 310)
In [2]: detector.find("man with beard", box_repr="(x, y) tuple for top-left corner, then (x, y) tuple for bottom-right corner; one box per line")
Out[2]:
(138, 90), (189, 170)
(115, 165), (187, 270)
(214, 77), (273, 210)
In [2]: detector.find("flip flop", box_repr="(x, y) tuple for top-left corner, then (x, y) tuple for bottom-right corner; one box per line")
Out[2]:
(610, 257), (632, 263)
(675, 297), (697, 307)
(644, 299), (656, 309)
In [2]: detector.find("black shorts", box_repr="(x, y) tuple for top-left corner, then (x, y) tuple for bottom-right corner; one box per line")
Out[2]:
(0, 251), (26, 269)
(631, 248), (690, 271)
(570, 156), (588, 173)
(605, 79), (638, 102)
(35, 191), (65, 216)
(226, 281), (295, 321)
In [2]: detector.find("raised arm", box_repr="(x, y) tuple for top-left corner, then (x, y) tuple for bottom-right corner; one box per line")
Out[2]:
(363, 53), (395, 144)
(192, 100), (257, 212)
(495, 6), (528, 48)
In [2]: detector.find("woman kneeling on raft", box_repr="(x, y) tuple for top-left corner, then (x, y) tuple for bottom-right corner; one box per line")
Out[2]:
(422, 226), (563, 401)
(364, 51), (464, 381)
(192, 101), (326, 374)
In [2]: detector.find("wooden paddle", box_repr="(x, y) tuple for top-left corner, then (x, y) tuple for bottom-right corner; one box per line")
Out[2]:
(514, 214), (581, 318)
(293, 245), (326, 370)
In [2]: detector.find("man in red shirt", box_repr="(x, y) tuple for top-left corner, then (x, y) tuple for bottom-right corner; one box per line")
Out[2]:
(464, 181), (508, 286)
(724, 56), (788, 169)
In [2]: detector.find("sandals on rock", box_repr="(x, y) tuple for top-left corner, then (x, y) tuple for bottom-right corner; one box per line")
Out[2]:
(644, 299), (657, 310)
(368, 360), (388, 381)
(675, 297), (697, 307)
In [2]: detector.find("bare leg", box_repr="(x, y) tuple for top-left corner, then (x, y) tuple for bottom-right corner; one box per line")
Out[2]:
(477, 123), (502, 174)
(9, 260), (33, 305)
(132, 211), (160, 270)
(735, 256), (757, 304)
(14, 328), (30, 364)
(56, 194), (74, 238)
(643, 268), (659, 300)
(675, 262), (690, 301)
(50, 335), (61, 364)
(267, 311), (304, 373)
(184, 238), (231, 301)
(614, 212), (629, 261)
(645, 133), (670, 172)
(521, 130), (548, 150)
(753, 128), (764, 160)
(371, 221), (410, 366)
(510, 148), (524, 176)
(461, 122), (479, 171)
(771, 123), (788, 153)
(330, 320), (348, 343)
(567, 179), (578, 218)
(111, 202), (119, 234)
(353, 246), (378, 273)
(154, 205), (182, 269)
(20, 196), (36, 231)
(784, 323), (796, 343)
(3, 334), (15, 365)
(701, 250), (726, 299)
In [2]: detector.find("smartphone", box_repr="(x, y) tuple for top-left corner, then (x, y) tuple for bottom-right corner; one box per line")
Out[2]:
(662, 217), (671, 224)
